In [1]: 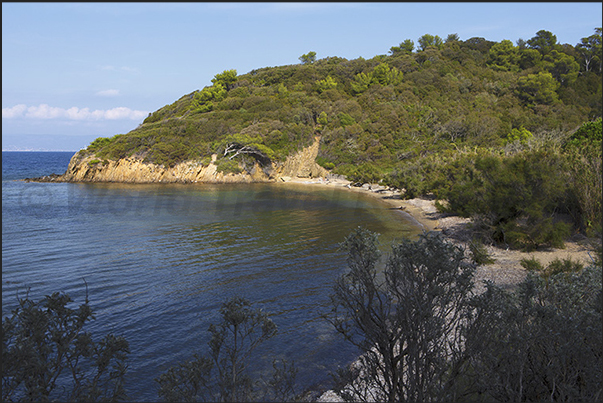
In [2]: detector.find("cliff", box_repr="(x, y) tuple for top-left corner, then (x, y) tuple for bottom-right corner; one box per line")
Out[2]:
(34, 137), (328, 184)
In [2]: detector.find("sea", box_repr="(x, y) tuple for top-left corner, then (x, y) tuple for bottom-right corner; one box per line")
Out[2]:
(2, 151), (423, 401)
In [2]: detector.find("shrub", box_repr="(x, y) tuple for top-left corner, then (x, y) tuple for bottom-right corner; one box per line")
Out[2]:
(216, 158), (243, 174)
(2, 290), (130, 402)
(466, 263), (602, 402)
(326, 228), (477, 402)
(468, 238), (495, 265)
(156, 297), (297, 402)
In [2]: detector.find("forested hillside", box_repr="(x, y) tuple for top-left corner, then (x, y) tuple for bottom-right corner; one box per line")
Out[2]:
(84, 28), (602, 246)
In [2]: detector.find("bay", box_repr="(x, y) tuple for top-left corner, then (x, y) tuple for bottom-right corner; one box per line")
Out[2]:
(2, 152), (423, 401)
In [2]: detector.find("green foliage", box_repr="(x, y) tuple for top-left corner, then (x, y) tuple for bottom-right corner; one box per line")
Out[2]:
(192, 83), (227, 113)
(87, 136), (117, 153)
(211, 69), (238, 90)
(315, 75), (338, 93)
(504, 126), (533, 144)
(527, 29), (558, 55)
(371, 63), (402, 86)
(337, 112), (356, 127)
(389, 39), (414, 56)
(515, 71), (560, 106)
(317, 111), (328, 126)
(215, 158), (243, 174)
(2, 290), (130, 402)
(350, 71), (373, 94)
(299, 51), (316, 65)
(520, 256), (544, 272)
(487, 39), (520, 72)
(576, 27), (602, 72)
(564, 117), (602, 149)
(418, 33), (444, 51)
(437, 150), (574, 250)
(563, 118), (602, 235)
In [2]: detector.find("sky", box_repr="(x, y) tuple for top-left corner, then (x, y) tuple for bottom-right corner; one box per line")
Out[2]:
(2, 2), (602, 151)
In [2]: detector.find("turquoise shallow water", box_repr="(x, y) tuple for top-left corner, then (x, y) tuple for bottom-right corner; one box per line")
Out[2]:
(2, 152), (422, 401)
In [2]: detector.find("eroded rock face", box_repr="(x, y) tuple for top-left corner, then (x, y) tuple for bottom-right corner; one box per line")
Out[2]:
(47, 137), (328, 184)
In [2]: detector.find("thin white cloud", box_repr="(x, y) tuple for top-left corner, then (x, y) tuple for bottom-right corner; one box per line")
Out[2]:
(2, 104), (148, 121)
(2, 104), (27, 118)
(96, 89), (120, 97)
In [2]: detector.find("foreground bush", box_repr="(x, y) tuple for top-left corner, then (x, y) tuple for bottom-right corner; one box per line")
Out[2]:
(326, 228), (478, 402)
(466, 262), (602, 402)
(2, 290), (130, 402)
(328, 227), (602, 402)
(156, 296), (297, 402)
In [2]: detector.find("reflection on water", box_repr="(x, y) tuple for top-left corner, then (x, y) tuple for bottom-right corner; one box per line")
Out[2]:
(2, 181), (422, 401)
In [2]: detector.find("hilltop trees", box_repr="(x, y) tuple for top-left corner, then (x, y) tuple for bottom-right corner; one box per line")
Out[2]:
(417, 33), (443, 51)
(299, 51), (316, 65)
(527, 29), (558, 55)
(577, 27), (602, 72)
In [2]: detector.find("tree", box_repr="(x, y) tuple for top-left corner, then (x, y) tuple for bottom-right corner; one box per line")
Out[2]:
(299, 51), (316, 65)
(212, 69), (238, 91)
(527, 29), (558, 55)
(157, 297), (297, 402)
(542, 49), (580, 84)
(418, 34), (443, 51)
(316, 75), (338, 93)
(389, 39), (414, 56)
(371, 63), (403, 86)
(515, 71), (560, 106)
(445, 33), (460, 43)
(326, 228), (477, 402)
(504, 126), (533, 144)
(487, 39), (520, 71)
(577, 28), (602, 72)
(2, 289), (130, 402)
(192, 83), (227, 113)
(351, 72), (373, 94)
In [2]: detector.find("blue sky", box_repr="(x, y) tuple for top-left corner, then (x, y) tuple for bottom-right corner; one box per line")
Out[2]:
(2, 2), (602, 151)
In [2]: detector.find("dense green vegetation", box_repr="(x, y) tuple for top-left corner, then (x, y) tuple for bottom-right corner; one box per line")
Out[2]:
(83, 28), (602, 247)
(4, 229), (601, 402)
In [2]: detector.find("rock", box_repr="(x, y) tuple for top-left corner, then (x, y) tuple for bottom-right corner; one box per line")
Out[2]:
(31, 137), (329, 184)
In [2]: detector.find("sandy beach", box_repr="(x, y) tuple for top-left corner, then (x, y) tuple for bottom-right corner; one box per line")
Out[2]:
(282, 176), (597, 292)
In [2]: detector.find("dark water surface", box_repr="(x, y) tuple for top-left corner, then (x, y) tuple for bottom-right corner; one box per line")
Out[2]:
(2, 151), (423, 401)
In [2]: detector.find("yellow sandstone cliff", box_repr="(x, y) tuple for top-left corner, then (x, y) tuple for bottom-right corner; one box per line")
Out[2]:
(50, 137), (328, 184)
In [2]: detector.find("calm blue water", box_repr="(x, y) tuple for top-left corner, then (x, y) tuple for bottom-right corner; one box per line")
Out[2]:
(2, 151), (422, 401)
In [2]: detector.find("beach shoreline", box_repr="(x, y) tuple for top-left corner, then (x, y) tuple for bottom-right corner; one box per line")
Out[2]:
(282, 176), (596, 292)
